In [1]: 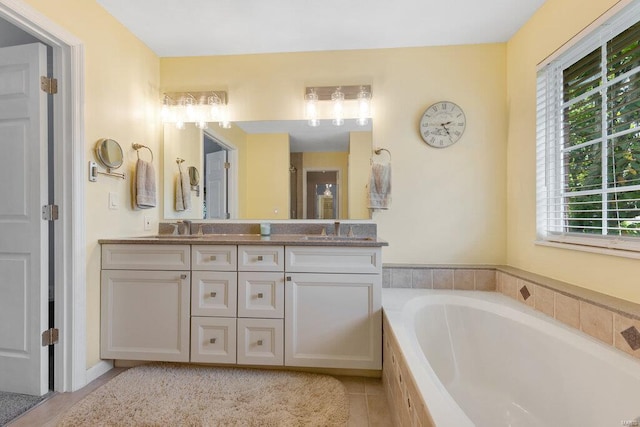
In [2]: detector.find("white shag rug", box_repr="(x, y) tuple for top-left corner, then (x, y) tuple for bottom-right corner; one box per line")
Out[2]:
(57, 363), (349, 426)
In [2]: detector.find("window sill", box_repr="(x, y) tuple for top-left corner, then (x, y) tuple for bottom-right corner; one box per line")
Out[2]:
(535, 239), (640, 260)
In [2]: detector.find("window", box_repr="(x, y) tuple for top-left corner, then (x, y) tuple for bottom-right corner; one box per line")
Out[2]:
(537, 4), (640, 254)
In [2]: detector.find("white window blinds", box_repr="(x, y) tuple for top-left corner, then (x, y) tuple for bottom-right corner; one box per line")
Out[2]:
(537, 3), (640, 253)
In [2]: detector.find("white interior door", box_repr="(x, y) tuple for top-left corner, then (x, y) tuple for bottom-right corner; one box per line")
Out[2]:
(0, 42), (49, 395)
(205, 151), (227, 219)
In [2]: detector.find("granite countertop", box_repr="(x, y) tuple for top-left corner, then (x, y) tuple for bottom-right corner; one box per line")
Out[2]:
(98, 233), (388, 247)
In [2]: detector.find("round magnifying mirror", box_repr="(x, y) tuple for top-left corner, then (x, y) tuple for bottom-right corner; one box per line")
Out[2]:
(95, 138), (124, 170)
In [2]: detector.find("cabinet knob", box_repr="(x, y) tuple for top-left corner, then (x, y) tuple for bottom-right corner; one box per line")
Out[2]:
(257, 293), (263, 299)
(286, 276), (292, 281)
(210, 338), (217, 344)
(180, 274), (187, 279)
(257, 339), (263, 346)
(210, 292), (217, 298)
(210, 255), (217, 261)
(257, 255), (264, 261)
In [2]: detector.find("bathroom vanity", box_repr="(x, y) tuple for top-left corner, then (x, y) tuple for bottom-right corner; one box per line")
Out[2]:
(99, 225), (385, 372)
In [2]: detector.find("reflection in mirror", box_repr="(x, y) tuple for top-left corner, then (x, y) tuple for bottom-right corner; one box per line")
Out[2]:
(95, 138), (124, 170)
(162, 119), (373, 220)
(188, 166), (199, 186)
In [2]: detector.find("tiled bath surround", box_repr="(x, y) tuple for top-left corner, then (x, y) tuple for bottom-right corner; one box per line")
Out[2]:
(382, 264), (640, 361)
(382, 264), (640, 426)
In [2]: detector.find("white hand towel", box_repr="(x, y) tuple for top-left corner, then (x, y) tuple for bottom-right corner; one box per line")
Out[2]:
(367, 162), (391, 210)
(175, 164), (191, 211)
(135, 159), (156, 209)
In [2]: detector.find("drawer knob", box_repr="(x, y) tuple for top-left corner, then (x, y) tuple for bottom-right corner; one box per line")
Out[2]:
(257, 293), (263, 299)
(210, 338), (217, 344)
(257, 339), (263, 346)
(210, 255), (217, 261)
(286, 276), (291, 281)
(257, 255), (264, 261)
(180, 274), (187, 279)
(210, 292), (217, 298)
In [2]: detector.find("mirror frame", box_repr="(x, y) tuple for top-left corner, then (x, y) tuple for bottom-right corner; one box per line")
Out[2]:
(95, 138), (124, 170)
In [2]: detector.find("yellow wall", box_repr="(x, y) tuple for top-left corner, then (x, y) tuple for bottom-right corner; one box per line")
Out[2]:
(349, 132), (373, 219)
(22, 0), (161, 367)
(301, 152), (349, 219)
(244, 133), (290, 219)
(506, 0), (640, 303)
(161, 45), (508, 265)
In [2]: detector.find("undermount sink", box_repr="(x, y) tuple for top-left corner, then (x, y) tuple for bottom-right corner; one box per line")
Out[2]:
(152, 234), (203, 239)
(301, 235), (374, 241)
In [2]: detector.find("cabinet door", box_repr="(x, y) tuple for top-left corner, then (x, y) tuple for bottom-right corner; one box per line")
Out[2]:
(238, 272), (284, 318)
(101, 270), (190, 362)
(191, 317), (237, 364)
(237, 318), (284, 366)
(191, 271), (238, 317)
(285, 273), (382, 370)
(238, 245), (284, 271)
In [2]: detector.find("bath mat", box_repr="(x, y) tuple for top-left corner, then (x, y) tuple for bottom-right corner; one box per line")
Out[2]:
(56, 363), (349, 426)
(0, 391), (51, 425)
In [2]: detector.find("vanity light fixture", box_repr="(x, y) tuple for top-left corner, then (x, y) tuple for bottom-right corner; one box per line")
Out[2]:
(303, 85), (372, 127)
(305, 88), (320, 127)
(161, 91), (229, 129)
(331, 87), (345, 126)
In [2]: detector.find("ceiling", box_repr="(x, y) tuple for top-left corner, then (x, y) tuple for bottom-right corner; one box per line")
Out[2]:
(97, 0), (547, 57)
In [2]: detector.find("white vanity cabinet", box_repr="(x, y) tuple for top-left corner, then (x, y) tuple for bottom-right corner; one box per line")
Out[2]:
(284, 246), (382, 370)
(190, 245), (238, 364)
(236, 245), (285, 366)
(100, 244), (191, 362)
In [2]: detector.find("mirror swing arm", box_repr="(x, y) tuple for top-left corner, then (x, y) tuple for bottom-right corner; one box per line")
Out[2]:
(89, 138), (126, 182)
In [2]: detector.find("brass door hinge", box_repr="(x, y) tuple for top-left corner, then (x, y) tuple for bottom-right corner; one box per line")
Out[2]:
(40, 76), (58, 94)
(42, 328), (59, 346)
(42, 204), (59, 221)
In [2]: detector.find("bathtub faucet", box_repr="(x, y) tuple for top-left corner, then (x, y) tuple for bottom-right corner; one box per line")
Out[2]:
(334, 221), (340, 237)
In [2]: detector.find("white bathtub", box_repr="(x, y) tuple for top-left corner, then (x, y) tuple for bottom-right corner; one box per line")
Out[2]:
(382, 289), (640, 427)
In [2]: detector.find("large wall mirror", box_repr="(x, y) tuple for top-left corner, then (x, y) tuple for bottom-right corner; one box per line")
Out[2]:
(163, 119), (373, 220)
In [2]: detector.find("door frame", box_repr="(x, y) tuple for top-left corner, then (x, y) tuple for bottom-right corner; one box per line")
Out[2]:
(204, 129), (238, 219)
(0, 0), (86, 392)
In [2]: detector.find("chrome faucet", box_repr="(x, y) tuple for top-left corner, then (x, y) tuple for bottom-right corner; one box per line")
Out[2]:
(334, 221), (340, 237)
(178, 220), (192, 235)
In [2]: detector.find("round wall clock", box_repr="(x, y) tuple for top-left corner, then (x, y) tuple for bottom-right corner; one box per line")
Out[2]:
(419, 101), (466, 148)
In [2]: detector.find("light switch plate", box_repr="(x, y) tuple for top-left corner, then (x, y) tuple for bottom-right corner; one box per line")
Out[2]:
(108, 192), (118, 210)
(144, 216), (152, 231)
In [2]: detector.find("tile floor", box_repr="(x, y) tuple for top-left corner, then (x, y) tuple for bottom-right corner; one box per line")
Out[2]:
(8, 370), (394, 427)
(335, 376), (394, 426)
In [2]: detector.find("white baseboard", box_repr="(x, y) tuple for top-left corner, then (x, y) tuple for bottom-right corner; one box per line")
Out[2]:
(85, 360), (113, 384)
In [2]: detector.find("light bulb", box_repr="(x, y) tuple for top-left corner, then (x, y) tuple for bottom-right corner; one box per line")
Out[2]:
(219, 104), (231, 129)
(305, 89), (320, 127)
(208, 95), (221, 120)
(356, 87), (371, 126)
(331, 87), (344, 126)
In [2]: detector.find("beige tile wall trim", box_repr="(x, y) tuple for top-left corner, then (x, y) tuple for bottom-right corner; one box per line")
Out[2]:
(382, 264), (640, 321)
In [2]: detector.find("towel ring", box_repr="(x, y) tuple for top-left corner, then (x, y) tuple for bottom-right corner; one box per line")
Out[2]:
(373, 148), (391, 162)
(132, 143), (154, 162)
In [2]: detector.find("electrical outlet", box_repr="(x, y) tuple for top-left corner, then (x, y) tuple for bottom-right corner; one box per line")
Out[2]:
(144, 216), (152, 231)
(108, 192), (118, 210)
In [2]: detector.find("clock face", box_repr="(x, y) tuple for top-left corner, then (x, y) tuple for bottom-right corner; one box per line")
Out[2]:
(419, 101), (466, 148)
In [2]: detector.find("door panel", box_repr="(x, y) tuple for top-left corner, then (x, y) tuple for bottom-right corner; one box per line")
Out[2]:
(205, 150), (227, 219)
(0, 43), (48, 395)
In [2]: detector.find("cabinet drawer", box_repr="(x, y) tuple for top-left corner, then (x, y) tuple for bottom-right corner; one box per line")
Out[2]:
(237, 318), (283, 366)
(238, 272), (284, 319)
(102, 244), (190, 270)
(190, 317), (237, 364)
(191, 271), (238, 317)
(285, 246), (381, 274)
(192, 245), (237, 271)
(238, 245), (284, 271)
